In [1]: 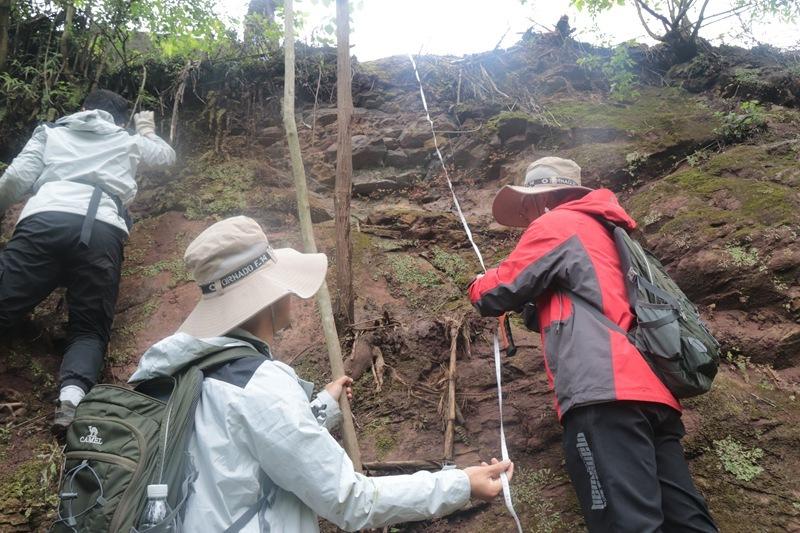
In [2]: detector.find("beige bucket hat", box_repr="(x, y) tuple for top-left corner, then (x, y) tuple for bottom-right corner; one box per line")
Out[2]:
(178, 216), (327, 338)
(491, 157), (592, 227)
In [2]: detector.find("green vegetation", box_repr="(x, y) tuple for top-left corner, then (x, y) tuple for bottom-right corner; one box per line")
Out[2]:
(625, 150), (648, 174)
(642, 211), (663, 227)
(723, 245), (761, 270)
(125, 258), (192, 285)
(385, 254), (443, 308)
(429, 247), (473, 287)
(485, 111), (544, 137)
(714, 437), (764, 482)
(577, 42), (640, 102)
(628, 142), (799, 246)
(29, 359), (55, 390)
(0, 426), (10, 461)
(549, 87), (720, 150)
(724, 349), (752, 381)
(686, 149), (712, 167)
(0, 443), (63, 526)
(714, 100), (768, 143)
(181, 158), (257, 220)
(0, 0), (231, 146)
(512, 467), (564, 533)
(567, 1), (799, 63)
(365, 416), (396, 459)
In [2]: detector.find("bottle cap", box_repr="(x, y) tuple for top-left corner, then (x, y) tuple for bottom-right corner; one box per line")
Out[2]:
(147, 484), (168, 498)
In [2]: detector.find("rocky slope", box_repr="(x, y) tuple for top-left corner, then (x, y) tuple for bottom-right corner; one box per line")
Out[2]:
(1, 34), (799, 532)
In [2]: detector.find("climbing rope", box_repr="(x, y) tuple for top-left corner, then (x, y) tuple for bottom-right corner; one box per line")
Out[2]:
(408, 53), (523, 533)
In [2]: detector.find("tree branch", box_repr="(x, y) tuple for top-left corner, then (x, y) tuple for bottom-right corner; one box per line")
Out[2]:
(674, 0), (698, 30)
(636, 0), (674, 32)
(700, 4), (754, 27)
(634, 0), (668, 41)
(691, 0), (712, 40)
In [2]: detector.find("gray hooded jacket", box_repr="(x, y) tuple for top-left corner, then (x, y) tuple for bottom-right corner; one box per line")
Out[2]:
(130, 332), (471, 532)
(0, 109), (175, 233)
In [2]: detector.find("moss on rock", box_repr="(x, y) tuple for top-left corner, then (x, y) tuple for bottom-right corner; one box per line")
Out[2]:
(628, 143), (799, 246)
(548, 87), (720, 150)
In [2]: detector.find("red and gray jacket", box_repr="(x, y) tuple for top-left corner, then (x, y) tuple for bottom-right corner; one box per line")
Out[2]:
(469, 188), (680, 419)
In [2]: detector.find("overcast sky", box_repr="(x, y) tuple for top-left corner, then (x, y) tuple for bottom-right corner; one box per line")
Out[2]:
(220, 0), (799, 61)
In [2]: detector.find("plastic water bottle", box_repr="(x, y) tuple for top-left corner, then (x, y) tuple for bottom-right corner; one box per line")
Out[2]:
(139, 484), (174, 532)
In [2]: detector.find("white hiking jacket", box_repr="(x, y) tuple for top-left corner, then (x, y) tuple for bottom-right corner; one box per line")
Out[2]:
(130, 332), (471, 532)
(0, 109), (175, 234)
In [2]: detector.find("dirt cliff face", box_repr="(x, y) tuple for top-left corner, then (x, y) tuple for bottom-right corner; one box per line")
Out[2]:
(1, 35), (799, 532)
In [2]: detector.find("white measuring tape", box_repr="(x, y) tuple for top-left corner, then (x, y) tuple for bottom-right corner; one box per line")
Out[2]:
(408, 54), (523, 533)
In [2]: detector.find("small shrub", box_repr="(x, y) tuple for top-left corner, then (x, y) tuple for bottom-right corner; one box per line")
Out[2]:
(714, 437), (764, 482)
(686, 149), (711, 167)
(625, 151), (648, 175)
(577, 42), (640, 102)
(714, 100), (767, 142)
(724, 245), (760, 269)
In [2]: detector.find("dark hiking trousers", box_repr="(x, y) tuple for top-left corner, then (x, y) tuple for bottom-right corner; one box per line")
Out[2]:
(0, 211), (125, 392)
(562, 401), (717, 533)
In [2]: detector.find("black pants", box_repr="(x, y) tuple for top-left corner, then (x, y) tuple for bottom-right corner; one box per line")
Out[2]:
(562, 401), (717, 533)
(0, 212), (125, 392)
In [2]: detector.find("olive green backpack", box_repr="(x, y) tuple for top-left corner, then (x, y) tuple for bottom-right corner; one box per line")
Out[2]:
(51, 345), (262, 532)
(571, 220), (720, 398)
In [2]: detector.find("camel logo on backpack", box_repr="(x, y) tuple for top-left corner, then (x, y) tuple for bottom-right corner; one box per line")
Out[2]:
(79, 425), (103, 446)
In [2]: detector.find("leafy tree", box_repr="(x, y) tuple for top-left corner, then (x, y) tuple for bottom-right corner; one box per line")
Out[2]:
(570, 1), (800, 61)
(244, 0), (280, 53)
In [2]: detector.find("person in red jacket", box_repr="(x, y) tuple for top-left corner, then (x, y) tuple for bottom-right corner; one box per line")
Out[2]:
(469, 157), (717, 532)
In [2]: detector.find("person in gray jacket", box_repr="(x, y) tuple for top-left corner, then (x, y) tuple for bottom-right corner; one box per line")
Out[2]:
(0, 89), (176, 432)
(129, 216), (514, 532)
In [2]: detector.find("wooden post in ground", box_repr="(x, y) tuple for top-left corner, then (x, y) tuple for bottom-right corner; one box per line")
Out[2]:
(334, 0), (355, 327)
(443, 320), (460, 462)
(282, 0), (362, 472)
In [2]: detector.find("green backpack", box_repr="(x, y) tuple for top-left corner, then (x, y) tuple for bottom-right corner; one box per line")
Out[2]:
(571, 220), (720, 399)
(52, 345), (262, 532)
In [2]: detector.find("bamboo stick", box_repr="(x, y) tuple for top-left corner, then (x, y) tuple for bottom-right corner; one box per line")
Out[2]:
(443, 320), (460, 462)
(334, 0), (355, 326)
(283, 0), (362, 472)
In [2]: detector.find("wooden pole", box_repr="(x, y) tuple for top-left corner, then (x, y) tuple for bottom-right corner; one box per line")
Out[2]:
(334, 0), (355, 327)
(283, 0), (362, 472)
(443, 320), (460, 462)
(363, 460), (444, 473)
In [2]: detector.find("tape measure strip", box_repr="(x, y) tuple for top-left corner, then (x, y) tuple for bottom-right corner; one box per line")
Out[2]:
(408, 53), (486, 273)
(494, 333), (524, 532)
(408, 53), (523, 533)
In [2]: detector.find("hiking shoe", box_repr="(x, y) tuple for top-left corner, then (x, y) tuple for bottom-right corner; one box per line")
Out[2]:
(51, 400), (77, 436)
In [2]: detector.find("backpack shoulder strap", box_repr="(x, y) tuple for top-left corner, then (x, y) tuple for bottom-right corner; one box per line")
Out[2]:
(588, 214), (642, 308)
(191, 345), (266, 374)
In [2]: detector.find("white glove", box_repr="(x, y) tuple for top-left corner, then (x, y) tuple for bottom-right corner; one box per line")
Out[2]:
(134, 111), (156, 137)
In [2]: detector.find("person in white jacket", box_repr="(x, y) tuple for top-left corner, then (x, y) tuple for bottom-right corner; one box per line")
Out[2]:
(129, 216), (514, 532)
(0, 89), (176, 432)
